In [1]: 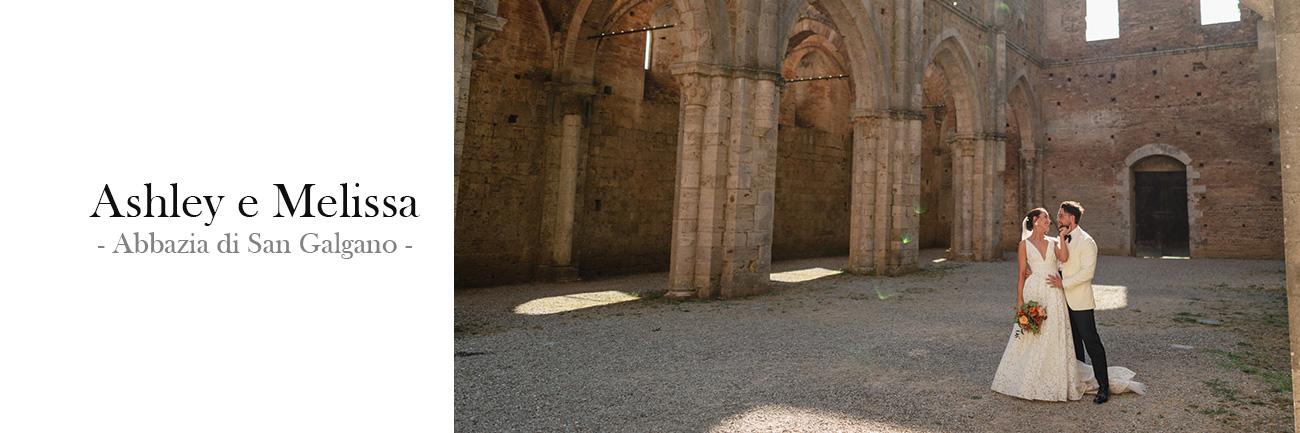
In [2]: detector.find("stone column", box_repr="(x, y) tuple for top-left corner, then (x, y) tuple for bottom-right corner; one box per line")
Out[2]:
(985, 27), (1007, 260)
(847, 113), (882, 275)
(1021, 145), (1037, 216)
(1271, 0), (1300, 429)
(536, 86), (593, 282)
(847, 110), (922, 275)
(872, 115), (894, 273)
(951, 135), (977, 260)
(667, 73), (710, 298)
(887, 110), (923, 274)
(667, 65), (782, 299)
(973, 134), (988, 260)
(986, 134), (1008, 259)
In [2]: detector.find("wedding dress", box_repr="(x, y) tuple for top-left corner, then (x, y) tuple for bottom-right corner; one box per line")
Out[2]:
(990, 237), (1146, 401)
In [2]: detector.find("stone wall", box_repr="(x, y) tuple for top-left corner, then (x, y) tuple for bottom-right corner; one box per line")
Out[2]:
(774, 126), (853, 260)
(1000, 105), (1025, 252)
(920, 92), (956, 249)
(1043, 0), (1258, 60)
(773, 40), (854, 261)
(1040, 1), (1282, 258)
(455, 0), (553, 287)
(575, 94), (678, 277)
(573, 3), (680, 278)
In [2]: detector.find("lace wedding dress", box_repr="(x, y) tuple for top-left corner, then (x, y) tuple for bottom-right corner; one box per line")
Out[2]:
(990, 237), (1147, 401)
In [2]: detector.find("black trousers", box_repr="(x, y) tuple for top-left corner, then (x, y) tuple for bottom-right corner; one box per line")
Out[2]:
(1068, 308), (1109, 388)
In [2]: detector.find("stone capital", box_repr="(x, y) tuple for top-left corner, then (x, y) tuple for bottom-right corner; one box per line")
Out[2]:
(886, 109), (925, 121)
(949, 134), (980, 154)
(851, 110), (886, 126)
(675, 72), (711, 107)
(671, 61), (783, 83)
(981, 132), (1008, 142)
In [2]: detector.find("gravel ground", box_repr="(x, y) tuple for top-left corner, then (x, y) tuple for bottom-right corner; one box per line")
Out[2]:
(455, 252), (1292, 432)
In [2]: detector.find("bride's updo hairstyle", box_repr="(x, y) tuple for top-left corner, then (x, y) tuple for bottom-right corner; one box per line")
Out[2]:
(1024, 208), (1048, 231)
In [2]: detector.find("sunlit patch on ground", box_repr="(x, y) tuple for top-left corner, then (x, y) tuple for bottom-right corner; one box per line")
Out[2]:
(512, 290), (642, 315)
(459, 256), (1290, 432)
(770, 267), (843, 283)
(709, 405), (941, 433)
(1092, 284), (1128, 310)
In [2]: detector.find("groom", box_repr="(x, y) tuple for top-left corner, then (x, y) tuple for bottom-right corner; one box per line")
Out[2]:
(1046, 201), (1110, 404)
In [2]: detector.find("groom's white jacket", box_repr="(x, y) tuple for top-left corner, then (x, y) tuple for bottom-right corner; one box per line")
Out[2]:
(1060, 226), (1097, 311)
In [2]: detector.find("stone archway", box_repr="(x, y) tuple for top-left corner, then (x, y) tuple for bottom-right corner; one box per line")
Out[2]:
(921, 34), (994, 261)
(775, 0), (910, 276)
(662, 0), (901, 297)
(1117, 144), (1203, 257)
(773, 10), (855, 262)
(1001, 76), (1039, 254)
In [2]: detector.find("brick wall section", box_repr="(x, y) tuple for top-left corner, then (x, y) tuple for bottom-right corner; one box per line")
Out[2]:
(1040, 1), (1281, 258)
(919, 89), (957, 249)
(773, 126), (853, 260)
(576, 94), (678, 277)
(455, 0), (552, 286)
(1044, 0), (1258, 60)
(1000, 107), (1024, 251)
(773, 46), (853, 261)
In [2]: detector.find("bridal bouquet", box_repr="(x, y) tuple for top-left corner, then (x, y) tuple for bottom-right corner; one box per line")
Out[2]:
(1014, 301), (1047, 339)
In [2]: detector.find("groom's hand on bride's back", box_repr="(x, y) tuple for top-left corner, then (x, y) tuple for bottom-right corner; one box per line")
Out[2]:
(1022, 267), (1032, 279)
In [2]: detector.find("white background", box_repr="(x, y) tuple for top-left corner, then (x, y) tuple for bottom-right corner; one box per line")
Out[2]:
(0, 1), (448, 431)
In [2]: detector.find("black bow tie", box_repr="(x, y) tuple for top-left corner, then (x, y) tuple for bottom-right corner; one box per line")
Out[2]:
(1064, 234), (1073, 242)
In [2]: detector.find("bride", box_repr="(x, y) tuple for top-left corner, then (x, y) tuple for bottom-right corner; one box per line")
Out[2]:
(990, 208), (1146, 401)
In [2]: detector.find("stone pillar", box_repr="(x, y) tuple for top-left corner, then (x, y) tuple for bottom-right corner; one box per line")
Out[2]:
(847, 114), (882, 274)
(872, 116), (894, 273)
(951, 135), (977, 260)
(985, 27), (1008, 260)
(536, 87), (592, 282)
(453, 0), (503, 208)
(845, 109), (923, 275)
(1021, 146), (1037, 216)
(986, 134), (1008, 259)
(667, 65), (782, 299)
(1271, 0), (1300, 429)
(888, 110), (923, 274)
(973, 134), (988, 260)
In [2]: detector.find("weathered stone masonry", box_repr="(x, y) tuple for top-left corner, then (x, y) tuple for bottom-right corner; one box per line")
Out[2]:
(456, 0), (1286, 290)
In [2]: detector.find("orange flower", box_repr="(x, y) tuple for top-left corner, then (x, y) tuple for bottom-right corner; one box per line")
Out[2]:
(1018, 316), (1029, 325)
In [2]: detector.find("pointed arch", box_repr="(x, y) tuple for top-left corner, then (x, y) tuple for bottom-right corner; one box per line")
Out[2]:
(922, 33), (984, 136)
(777, 0), (888, 114)
(556, 0), (727, 86)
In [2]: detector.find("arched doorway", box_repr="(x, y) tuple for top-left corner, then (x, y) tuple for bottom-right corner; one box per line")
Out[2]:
(1132, 155), (1190, 257)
